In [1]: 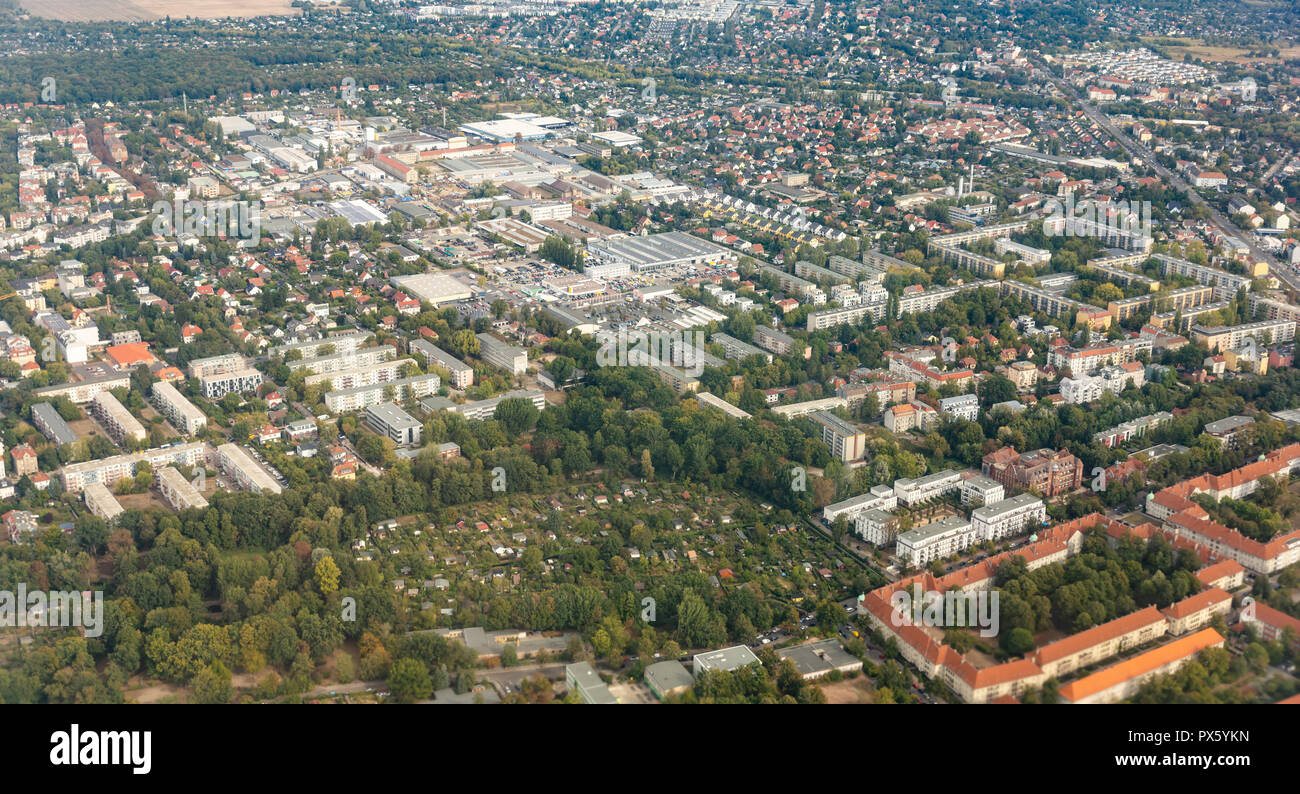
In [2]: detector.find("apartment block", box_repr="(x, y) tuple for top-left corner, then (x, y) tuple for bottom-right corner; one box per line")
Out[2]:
(810, 411), (867, 462)
(1153, 254), (1251, 301)
(444, 389), (546, 421)
(31, 402), (77, 446)
(822, 485), (896, 524)
(216, 443), (282, 494)
(365, 402), (422, 446)
(410, 340), (474, 389)
(896, 515), (977, 567)
(289, 344), (396, 376)
(476, 333), (528, 375)
(893, 469), (963, 507)
(151, 380), (207, 435)
(1191, 319), (1296, 353)
(971, 494), (1047, 541)
(200, 367), (263, 399)
(156, 465), (209, 510)
(269, 331), (373, 361)
(91, 391), (146, 445)
(60, 442), (208, 493)
(960, 475), (1004, 507)
(82, 482), (125, 523)
(324, 373), (441, 413)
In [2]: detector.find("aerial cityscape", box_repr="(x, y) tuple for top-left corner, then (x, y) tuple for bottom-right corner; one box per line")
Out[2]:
(1, 0), (1300, 720)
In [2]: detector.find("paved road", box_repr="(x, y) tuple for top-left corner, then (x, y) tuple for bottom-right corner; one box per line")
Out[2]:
(1040, 63), (1294, 288)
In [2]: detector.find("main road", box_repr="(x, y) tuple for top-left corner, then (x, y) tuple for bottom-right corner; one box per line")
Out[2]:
(1036, 61), (1299, 291)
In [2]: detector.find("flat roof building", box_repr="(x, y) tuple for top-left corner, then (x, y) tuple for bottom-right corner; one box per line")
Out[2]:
(644, 660), (694, 701)
(82, 482), (124, 523)
(152, 380), (207, 436)
(565, 661), (618, 704)
(216, 443), (282, 495)
(324, 373), (441, 413)
(411, 340), (474, 389)
(31, 402), (77, 446)
(157, 465), (209, 511)
(777, 640), (864, 679)
(365, 402), (422, 446)
(91, 391), (146, 445)
(476, 333), (528, 376)
(693, 645), (762, 679)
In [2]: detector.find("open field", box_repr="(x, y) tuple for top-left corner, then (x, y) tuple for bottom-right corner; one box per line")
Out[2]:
(21, 0), (300, 22)
(1142, 36), (1300, 64)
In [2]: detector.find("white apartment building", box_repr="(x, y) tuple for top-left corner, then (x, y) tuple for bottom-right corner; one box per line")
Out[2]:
(896, 515), (977, 567)
(157, 465), (209, 510)
(893, 470), (963, 507)
(938, 394), (979, 422)
(1059, 364), (1145, 404)
(971, 494), (1047, 541)
(91, 391), (146, 445)
(201, 367), (263, 399)
(324, 373), (441, 413)
(822, 486), (897, 524)
(477, 333), (528, 376)
(289, 345), (396, 376)
(411, 340), (474, 389)
(82, 482), (125, 523)
(855, 508), (899, 547)
(60, 442), (208, 493)
(270, 331), (372, 361)
(960, 475), (1005, 507)
(304, 358), (413, 391)
(216, 443), (282, 495)
(152, 380), (207, 435)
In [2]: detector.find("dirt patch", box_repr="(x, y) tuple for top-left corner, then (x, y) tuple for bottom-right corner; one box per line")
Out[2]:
(125, 680), (186, 704)
(22, 0), (300, 21)
(821, 677), (874, 704)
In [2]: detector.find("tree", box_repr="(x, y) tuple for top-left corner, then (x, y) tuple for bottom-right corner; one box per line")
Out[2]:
(191, 661), (233, 704)
(495, 397), (540, 436)
(388, 658), (433, 703)
(314, 556), (341, 595)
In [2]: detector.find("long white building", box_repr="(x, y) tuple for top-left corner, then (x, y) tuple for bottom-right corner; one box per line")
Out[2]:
(216, 443), (282, 495)
(152, 380), (207, 435)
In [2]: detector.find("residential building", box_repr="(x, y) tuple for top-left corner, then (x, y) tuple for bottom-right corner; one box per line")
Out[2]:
(893, 470), (963, 507)
(971, 494), (1047, 541)
(1058, 629), (1224, 704)
(410, 340), (474, 389)
(91, 391), (146, 445)
(476, 333), (528, 375)
(60, 442), (207, 493)
(365, 402), (422, 446)
(31, 402), (77, 446)
(157, 465), (209, 511)
(216, 443), (282, 495)
(82, 482), (125, 523)
(897, 515), (977, 566)
(151, 380), (207, 435)
(810, 411), (866, 462)
(324, 373), (441, 413)
(982, 447), (1083, 498)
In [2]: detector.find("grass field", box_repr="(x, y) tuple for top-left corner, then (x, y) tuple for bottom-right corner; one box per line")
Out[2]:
(1142, 36), (1300, 64)
(21, 0), (300, 21)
